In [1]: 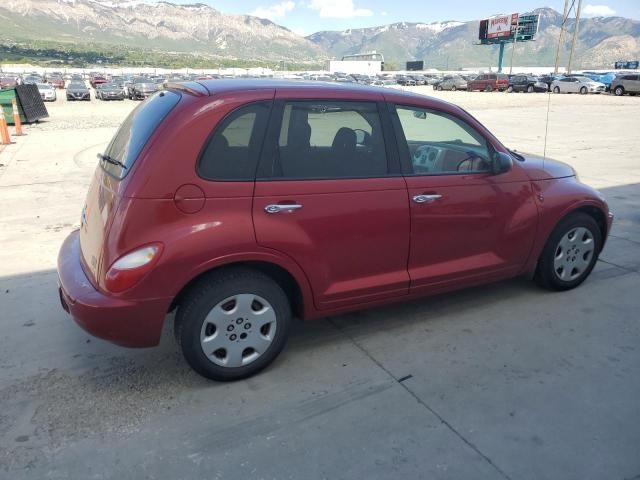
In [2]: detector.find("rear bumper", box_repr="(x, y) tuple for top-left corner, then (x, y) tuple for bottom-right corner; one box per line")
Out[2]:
(57, 230), (170, 347)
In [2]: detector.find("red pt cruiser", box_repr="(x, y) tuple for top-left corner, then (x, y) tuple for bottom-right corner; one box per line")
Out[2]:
(57, 80), (613, 380)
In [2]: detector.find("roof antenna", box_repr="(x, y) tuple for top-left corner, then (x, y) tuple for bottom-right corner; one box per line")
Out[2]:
(544, 0), (575, 166)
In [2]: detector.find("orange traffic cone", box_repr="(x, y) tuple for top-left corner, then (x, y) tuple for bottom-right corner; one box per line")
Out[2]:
(0, 108), (11, 145)
(11, 99), (23, 136)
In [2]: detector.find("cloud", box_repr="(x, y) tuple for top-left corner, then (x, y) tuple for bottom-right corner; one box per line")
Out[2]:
(251, 0), (295, 19)
(582, 4), (616, 17)
(308, 0), (372, 18)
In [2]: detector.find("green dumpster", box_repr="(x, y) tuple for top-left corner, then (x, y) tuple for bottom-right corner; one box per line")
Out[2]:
(0, 85), (48, 125)
(0, 88), (24, 125)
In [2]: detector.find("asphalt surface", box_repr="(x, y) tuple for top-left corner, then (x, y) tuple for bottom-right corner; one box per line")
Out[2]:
(0, 89), (639, 479)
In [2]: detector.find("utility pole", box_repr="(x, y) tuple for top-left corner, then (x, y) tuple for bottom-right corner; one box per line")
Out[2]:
(567, 0), (583, 74)
(554, 0), (570, 74)
(509, 24), (519, 75)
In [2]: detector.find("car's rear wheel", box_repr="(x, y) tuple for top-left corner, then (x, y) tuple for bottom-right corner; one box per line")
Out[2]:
(535, 213), (602, 291)
(176, 268), (292, 381)
(451, 85), (456, 91)
(527, 85), (534, 93)
(507, 86), (514, 93)
(437, 85), (443, 91)
(553, 86), (560, 93)
(485, 85), (493, 92)
(614, 86), (624, 96)
(580, 86), (588, 95)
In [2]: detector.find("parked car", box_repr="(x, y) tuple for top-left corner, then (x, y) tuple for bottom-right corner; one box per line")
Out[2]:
(96, 82), (125, 101)
(66, 81), (91, 101)
(129, 79), (159, 100)
(551, 76), (606, 94)
(57, 80), (613, 381)
(610, 73), (640, 96)
(0, 75), (18, 89)
(538, 74), (562, 91)
(507, 75), (547, 93)
(467, 73), (510, 92)
(90, 75), (108, 88)
(46, 75), (65, 89)
(435, 75), (467, 91)
(37, 83), (56, 102)
(22, 74), (43, 85)
(396, 76), (417, 86)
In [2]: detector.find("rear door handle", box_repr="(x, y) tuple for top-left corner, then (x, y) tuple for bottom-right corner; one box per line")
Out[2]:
(412, 194), (442, 204)
(264, 204), (303, 214)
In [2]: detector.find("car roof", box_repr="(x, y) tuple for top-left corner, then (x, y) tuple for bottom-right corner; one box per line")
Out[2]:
(189, 78), (444, 104)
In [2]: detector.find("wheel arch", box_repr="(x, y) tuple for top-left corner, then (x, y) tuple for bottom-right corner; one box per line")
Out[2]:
(525, 200), (609, 279)
(169, 257), (311, 321)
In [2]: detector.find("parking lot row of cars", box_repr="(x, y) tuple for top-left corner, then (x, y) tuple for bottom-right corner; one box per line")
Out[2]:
(431, 72), (640, 95)
(2, 70), (639, 101)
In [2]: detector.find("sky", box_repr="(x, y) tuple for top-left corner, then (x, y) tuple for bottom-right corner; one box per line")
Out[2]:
(174, 0), (640, 35)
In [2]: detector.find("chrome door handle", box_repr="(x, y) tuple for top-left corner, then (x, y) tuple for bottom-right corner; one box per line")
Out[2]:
(264, 204), (303, 214)
(412, 194), (442, 204)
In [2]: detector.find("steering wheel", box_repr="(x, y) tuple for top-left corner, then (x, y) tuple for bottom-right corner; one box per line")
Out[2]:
(456, 152), (489, 172)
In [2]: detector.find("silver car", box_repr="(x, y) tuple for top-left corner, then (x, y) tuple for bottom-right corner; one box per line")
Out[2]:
(610, 73), (640, 96)
(37, 83), (57, 102)
(436, 76), (468, 91)
(551, 76), (606, 94)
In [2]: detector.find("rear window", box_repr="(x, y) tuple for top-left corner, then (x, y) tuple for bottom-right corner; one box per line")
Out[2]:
(102, 90), (180, 179)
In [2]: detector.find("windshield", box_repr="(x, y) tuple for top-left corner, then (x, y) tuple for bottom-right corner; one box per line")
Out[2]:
(101, 90), (180, 179)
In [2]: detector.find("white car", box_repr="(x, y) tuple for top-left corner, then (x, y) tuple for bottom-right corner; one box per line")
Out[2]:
(37, 83), (57, 102)
(551, 76), (606, 94)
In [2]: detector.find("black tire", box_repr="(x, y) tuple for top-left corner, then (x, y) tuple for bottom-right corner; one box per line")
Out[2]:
(451, 85), (456, 91)
(553, 86), (560, 93)
(614, 86), (624, 96)
(527, 85), (534, 93)
(507, 86), (514, 93)
(485, 85), (493, 92)
(535, 212), (602, 291)
(176, 267), (292, 381)
(580, 86), (588, 95)
(437, 85), (443, 91)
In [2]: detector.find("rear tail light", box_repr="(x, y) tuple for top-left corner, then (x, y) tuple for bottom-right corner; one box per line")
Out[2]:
(105, 243), (163, 293)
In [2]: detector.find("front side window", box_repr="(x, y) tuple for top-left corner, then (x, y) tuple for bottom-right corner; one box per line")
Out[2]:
(266, 101), (388, 179)
(393, 105), (492, 175)
(198, 102), (271, 181)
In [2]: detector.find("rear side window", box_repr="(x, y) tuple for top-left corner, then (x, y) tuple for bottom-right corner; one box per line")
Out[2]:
(263, 101), (388, 180)
(102, 90), (180, 179)
(198, 102), (271, 181)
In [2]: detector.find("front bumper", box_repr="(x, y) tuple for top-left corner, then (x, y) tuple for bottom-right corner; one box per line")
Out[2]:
(57, 230), (170, 347)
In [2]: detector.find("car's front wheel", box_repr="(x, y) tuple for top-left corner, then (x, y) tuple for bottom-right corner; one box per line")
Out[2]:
(507, 86), (514, 93)
(614, 86), (624, 96)
(176, 268), (292, 381)
(553, 86), (560, 93)
(527, 85), (534, 93)
(535, 212), (602, 291)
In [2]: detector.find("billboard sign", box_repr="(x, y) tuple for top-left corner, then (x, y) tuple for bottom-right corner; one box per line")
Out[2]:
(487, 13), (518, 39)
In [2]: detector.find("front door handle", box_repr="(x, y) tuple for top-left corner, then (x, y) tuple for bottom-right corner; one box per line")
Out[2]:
(412, 194), (442, 204)
(264, 204), (303, 214)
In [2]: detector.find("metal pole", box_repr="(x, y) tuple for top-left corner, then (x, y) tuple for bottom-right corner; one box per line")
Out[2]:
(509, 26), (519, 75)
(554, 0), (570, 74)
(567, 0), (583, 74)
(498, 42), (505, 72)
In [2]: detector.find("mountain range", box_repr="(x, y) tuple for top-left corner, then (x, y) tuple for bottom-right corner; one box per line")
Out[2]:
(1, 0), (639, 68)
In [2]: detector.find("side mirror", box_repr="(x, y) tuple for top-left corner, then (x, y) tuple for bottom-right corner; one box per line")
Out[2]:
(492, 152), (512, 175)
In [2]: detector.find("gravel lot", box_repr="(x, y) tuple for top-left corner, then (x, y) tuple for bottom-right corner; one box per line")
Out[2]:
(0, 87), (639, 479)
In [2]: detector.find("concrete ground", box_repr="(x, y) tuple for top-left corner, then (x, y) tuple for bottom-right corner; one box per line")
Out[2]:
(0, 88), (638, 479)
